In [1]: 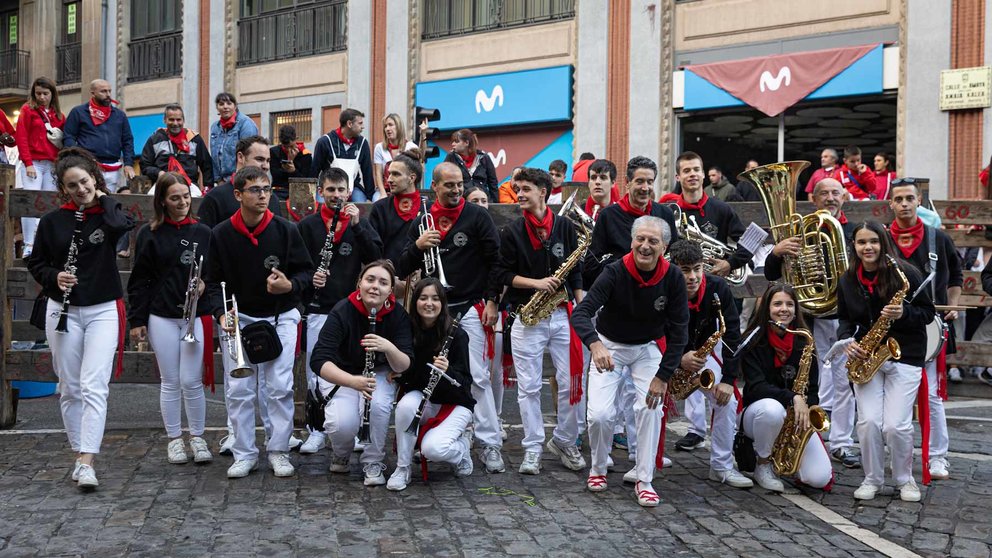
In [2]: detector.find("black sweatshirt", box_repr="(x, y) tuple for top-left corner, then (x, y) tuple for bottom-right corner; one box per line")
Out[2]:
(686, 274), (742, 384)
(741, 330), (819, 410)
(396, 201), (501, 307)
(671, 196), (752, 270)
(585, 202), (679, 289)
(496, 212), (582, 307)
(139, 128), (213, 185)
(836, 264), (935, 368)
(369, 196), (419, 268)
(27, 196), (135, 306)
(572, 260), (689, 381)
(297, 212), (383, 313)
(310, 298), (415, 375)
(127, 221), (213, 327)
(196, 180), (285, 228)
(893, 224), (962, 306)
(204, 215), (313, 318)
(400, 327), (476, 410)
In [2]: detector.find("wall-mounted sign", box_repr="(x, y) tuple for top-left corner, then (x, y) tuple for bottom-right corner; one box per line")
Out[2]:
(940, 66), (991, 111)
(67, 4), (76, 35)
(9, 15), (17, 45)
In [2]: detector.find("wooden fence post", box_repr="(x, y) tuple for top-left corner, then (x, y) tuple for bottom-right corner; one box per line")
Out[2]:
(1, 164), (15, 427)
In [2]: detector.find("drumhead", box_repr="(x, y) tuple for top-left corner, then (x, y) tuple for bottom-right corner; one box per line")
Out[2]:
(924, 316), (948, 362)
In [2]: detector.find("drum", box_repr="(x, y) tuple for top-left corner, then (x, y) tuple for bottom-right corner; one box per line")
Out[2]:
(924, 315), (948, 362)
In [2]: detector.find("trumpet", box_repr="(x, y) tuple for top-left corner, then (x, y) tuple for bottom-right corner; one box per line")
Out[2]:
(220, 281), (253, 378)
(419, 207), (452, 289)
(181, 243), (203, 343)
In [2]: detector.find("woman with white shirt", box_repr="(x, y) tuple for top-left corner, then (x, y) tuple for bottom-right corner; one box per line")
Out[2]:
(372, 113), (418, 196)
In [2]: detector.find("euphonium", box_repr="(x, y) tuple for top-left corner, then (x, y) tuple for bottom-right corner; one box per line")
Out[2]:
(768, 321), (830, 477)
(846, 255), (909, 385)
(741, 161), (848, 317)
(667, 205), (747, 287)
(670, 293), (722, 400)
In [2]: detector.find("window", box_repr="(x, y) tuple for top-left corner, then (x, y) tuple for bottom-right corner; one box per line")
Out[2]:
(131, 0), (181, 38)
(237, 0), (346, 66)
(422, 0), (575, 40)
(56, 0), (81, 83)
(128, 0), (182, 82)
(270, 109), (313, 144)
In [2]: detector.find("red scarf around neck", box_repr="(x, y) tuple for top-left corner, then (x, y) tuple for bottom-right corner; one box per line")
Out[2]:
(836, 210), (848, 225)
(393, 191), (422, 222)
(335, 128), (356, 147)
(668, 191), (709, 218)
(617, 194), (652, 217)
(386, 143), (400, 150)
(320, 202), (352, 243)
(88, 99), (112, 126)
(168, 129), (190, 153)
(890, 219), (924, 259)
(767, 328), (795, 368)
(687, 273), (707, 312)
(856, 263), (878, 295)
(551, 185), (563, 196)
(461, 151), (476, 169)
(347, 290), (396, 320)
(621, 252), (668, 287)
(584, 186), (620, 218)
(61, 201), (106, 220)
(164, 216), (196, 229)
(219, 112), (237, 131)
(523, 208), (553, 250)
(429, 198), (465, 241)
(230, 209), (274, 246)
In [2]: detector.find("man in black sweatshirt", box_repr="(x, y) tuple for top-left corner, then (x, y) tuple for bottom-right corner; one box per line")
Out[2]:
(205, 166), (314, 480)
(197, 135), (284, 227)
(495, 167), (585, 476)
(573, 215), (689, 507)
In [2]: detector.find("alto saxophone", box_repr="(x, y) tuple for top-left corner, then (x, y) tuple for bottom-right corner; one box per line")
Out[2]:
(670, 293), (722, 400)
(769, 321), (830, 477)
(846, 255), (909, 385)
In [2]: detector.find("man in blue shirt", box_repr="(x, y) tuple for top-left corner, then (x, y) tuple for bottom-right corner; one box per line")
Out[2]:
(63, 80), (135, 192)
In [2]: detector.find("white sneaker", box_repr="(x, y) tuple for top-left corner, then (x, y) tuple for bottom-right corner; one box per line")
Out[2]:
(455, 454), (474, 477)
(268, 452), (295, 477)
(754, 463), (785, 492)
(76, 464), (98, 489)
(519, 451), (541, 475)
(71, 460), (83, 481)
(606, 456), (615, 471)
(299, 431), (326, 454)
(227, 459), (258, 479)
(167, 438), (189, 464)
(363, 462), (387, 486)
(899, 479), (922, 502)
(929, 457), (950, 480)
(661, 457), (672, 468)
(948, 367), (963, 383)
(499, 420), (509, 441)
(189, 436), (213, 463)
(354, 437), (367, 453)
(546, 438), (586, 471)
(288, 435), (304, 452)
(218, 434), (235, 456)
(710, 468), (754, 489)
(480, 446), (506, 473)
(854, 482), (881, 500)
(387, 466), (411, 491)
(328, 455), (350, 473)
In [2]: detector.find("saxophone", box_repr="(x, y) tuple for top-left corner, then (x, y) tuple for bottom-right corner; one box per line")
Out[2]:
(769, 321), (830, 477)
(518, 193), (594, 326)
(670, 293), (722, 400)
(846, 255), (909, 385)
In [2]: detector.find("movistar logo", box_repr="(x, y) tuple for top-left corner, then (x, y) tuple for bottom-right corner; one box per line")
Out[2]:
(759, 67), (791, 92)
(488, 149), (507, 167)
(475, 85), (504, 113)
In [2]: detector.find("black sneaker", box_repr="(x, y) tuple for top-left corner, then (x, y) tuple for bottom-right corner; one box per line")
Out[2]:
(831, 447), (861, 468)
(675, 432), (705, 451)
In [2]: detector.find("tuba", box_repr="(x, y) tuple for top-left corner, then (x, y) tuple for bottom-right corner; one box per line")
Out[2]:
(668, 205), (748, 287)
(741, 161), (848, 317)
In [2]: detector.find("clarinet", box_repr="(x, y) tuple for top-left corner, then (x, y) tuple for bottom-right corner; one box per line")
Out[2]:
(55, 209), (85, 334)
(309, 199), (345, 310)
(357, 306), (378, 444)
(406, 313), (464, 435)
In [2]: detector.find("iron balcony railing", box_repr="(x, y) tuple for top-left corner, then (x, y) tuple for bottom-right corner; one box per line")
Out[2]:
(237, 0), (347, 67)
(128, 31), (182, 82)
(422, 0), (575, 40)
(0, 49), (30, 90)
(56, 42), (81, 84)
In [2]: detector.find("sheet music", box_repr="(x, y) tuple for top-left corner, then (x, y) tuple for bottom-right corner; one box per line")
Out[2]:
(738, 222), (769, 255)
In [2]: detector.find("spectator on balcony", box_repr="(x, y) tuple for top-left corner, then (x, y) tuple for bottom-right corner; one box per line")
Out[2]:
(873, 151), (897, 201)
(269, 125), (312, 203)
(312, 108), (377, 203)
(63, 79), (135, 192)
(444, 128), (497, 202)
(373, 113), (418, 197)
(139, 104), (212, 192)
(209, 92), (258, 186)
(15, 77), (66, 257)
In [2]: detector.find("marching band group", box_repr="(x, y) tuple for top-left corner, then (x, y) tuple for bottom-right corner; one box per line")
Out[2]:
(27, 143), (957, 508)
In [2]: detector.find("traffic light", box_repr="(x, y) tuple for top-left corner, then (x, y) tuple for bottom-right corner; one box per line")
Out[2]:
(415, 106), (441, 160)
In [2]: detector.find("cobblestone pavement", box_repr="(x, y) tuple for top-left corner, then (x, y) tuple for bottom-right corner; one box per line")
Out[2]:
(0, 388), (990, 557)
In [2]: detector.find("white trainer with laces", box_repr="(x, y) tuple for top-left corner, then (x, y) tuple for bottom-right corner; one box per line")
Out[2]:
(387, 466), (411, 491)
(480, 446), (506, 473)
(899, 478), (922, 502)
(519, 451), (541, 475)
(268, 452), (295, 477)
(71, 460), (83, 482)
(227, 459), (258, 479)
(299, 431), (326, 454)
(853, 482), (881, 500)
(754, 463), (785, 492)
(709, 468), (754, 488)
(546, 438), (586, 471)
(218, 434), (235, 456)
(363, 462), (387, 486)
(76, 464), (98, 489)
(929, 457), (950, 480)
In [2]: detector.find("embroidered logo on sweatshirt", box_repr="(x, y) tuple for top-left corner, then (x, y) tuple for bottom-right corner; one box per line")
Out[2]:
(452, 232), (468, 247)
(263, 255), (280, 270)
(88, 229), (105, 245)
(339, 242), (353, 256)
(653, 295), (667, 312)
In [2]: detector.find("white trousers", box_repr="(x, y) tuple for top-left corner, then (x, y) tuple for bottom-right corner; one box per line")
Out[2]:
(814, 318), (839, 410)
(321, 367), (396, 464)
(925, 360), (949, 459)
(394, 391), (473, 468)
(460, 307), (501, 448)
(221, 308), (300, 461)
(17, 159), (56, 252)
(148, 314), (206, 438)
(816, 320), (856, 452)
(587, 335), (663, 483)
(46, 299), (119, 454)
(684, 389), (709, 437)
(490, 326), (505, 417)
(510, 307), (578, 453)
(741, 398), (833, 488)
(692, 354), (738, 471)
(853, 361), (920, 486)
(102, 169), (122, 193)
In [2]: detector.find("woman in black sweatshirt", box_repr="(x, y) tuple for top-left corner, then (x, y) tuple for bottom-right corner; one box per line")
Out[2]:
(26, 147), (135, 490)
(388, 277), (476, 491)
(127, 172), (214, 467)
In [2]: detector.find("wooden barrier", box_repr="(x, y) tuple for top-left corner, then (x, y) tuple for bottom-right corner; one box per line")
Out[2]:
(3, 173), (992, 426)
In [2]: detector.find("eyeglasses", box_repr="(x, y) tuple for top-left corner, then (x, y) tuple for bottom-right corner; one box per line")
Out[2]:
(242, 186), (273, 196)
(890, 177), (919, 186)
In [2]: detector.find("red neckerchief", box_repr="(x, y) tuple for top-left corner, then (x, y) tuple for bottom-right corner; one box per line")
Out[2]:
(856, 263), (878, 295)
(167, 157), (192, 185)
(671, 191), (709, 218)
(768, 329), (794, 368)
(621, 252), (668, 287)
(584, 186), (620, 218)
(219, 113), (237, 131)
(393, 191), (421, 222)
(687, 273), (707, 312)
(281, 142), (306, 159)
(320, 202), (352, 243)
(429, 198), (465, 241)
(164, 216), (196, 229)
(335, 128), (356, 147)
(230, 209), (274, 246)
(837, 210), (848, 225)
(88, 99), (111, 126)
(347, 290), (396, 320)
(168, 129), (190, 153)
(617, 194), (652, 217)
(461, 152), (476, 169)
(551, 185), (563, 196)
(890, 219), (924, 259)
(60, 201), (106, 220)
(387, 143), (400, 150)
(523, 208), (553, 250)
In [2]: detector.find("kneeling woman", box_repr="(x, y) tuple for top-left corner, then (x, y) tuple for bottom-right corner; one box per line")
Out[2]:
(740, 283), (833, 492)
(389, 277), (476, 491)
(310, 260), (413, 486)
(839, 221), (933, 503)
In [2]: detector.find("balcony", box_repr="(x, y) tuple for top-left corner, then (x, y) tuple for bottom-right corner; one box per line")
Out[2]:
(128, 32), (182, 82)
(0, 49), (30, 92)
(56, 42), (81, 84)
(422, 0), (575, 40)
(237, 0), (347, 67)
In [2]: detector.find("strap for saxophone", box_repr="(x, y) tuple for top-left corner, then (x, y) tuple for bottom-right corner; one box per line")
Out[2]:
(910, 224), (938, 303)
